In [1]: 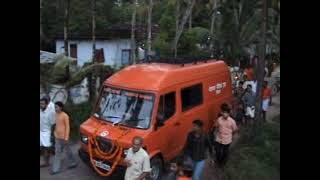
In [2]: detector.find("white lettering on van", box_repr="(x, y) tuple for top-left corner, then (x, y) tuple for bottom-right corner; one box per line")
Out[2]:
(209, 82), (227, 94)
(209, 86), (216, 92)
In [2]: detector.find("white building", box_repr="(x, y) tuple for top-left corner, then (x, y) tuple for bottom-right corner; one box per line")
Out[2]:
(55, 38), (132, 67)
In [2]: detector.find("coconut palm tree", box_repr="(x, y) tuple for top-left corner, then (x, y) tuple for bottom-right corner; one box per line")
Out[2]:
(64, 0), (70, 56)
(217, 0), (263, 63)
(173, 0), (197, 58)
(254, 0), (268, 124)
(131, 0), (138, 64)
(146, 0), (153, 59)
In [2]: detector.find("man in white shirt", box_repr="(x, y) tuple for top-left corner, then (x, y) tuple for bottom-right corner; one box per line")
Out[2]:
(40, 97), (55, 167)
(124, 136), (152, 180)
(46, 95), (55, 115)
(243, 75), (257, 94)
(251, 79), (257, 94)
(242, 75), (252, 89)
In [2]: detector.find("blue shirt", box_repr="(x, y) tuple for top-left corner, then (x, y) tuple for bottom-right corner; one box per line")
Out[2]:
(242, 91), (256, 107)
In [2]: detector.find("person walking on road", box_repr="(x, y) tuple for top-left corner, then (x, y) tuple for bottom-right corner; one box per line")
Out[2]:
(183, 119), (214, 180)
(261, 81), (272, 122)
(40, 98), (55, 167)
(242, 84), (256, 124)
(213, 104), (238, 168)
(50, 101), (77, 175)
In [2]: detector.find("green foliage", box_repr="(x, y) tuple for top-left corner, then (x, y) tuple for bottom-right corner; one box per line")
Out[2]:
(158, 4), (176, 39)
(216, 0), (263, 62)
(68, 0), (91, 34)
(153, 33), (172, 56)
(64, 102), (93, 140)
(225, 115), (280, 180)
(41, 54), (115, 88)
(179, 27), (209, 56)
(50, 55), (74, 84)
(65, 63), (107, 88)
(41, 0), (133, 36)
(110, 2), (133, 24)
(41, 0), (280, 61)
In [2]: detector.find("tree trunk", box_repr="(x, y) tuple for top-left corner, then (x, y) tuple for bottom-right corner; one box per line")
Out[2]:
(90, 0), (97, 103)
(209, 0), (218, 58)
(174, 0), (180, 58)
(131, 0), (138, 64)
(174, 0), (196, 58)
(92, 0), (96, 61)
(146, 0), (153, 61)
(64, 0), (70, 56)
(189, 9), (192, 30)
(232, 0), (239, 28)
(40, 0), (43, 48)
(254, 0), (268, 124)
(231, 0), (240, 62)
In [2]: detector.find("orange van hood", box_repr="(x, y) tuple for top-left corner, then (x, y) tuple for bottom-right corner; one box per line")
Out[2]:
(80, 116), (151, 148)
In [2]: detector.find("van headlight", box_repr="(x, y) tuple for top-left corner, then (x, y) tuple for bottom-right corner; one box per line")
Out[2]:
(80, 134), (88, 144)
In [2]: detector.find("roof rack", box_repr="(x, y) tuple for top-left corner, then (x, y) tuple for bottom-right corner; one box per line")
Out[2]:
(143, 56), (220, 66)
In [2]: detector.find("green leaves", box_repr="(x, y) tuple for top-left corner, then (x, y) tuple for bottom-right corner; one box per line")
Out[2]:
(41, 0), (279, 60)
(179, 27), (209, 56)
(225, 116), (280, 180)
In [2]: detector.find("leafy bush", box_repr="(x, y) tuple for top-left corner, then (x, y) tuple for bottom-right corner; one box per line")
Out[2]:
(225, 115), (280, 180)
(153, 33), (172, 56)
(179, 27), (209, 56)
(64, 102), (93, 141)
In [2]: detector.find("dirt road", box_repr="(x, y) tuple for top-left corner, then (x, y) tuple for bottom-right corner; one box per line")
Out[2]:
(40, 95), (280, 180)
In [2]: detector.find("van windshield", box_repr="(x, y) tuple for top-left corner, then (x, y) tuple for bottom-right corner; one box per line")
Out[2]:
(94, 86), (155, 129)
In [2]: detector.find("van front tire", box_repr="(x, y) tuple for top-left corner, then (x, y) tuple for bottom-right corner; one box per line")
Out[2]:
(147, 156), (163, 180)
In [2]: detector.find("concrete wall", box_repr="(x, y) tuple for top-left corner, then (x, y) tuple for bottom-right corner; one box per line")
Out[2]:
(56, 39), (131, 67)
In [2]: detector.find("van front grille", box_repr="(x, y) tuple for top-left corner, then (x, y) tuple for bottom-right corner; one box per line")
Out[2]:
(95, 136), (113, 153)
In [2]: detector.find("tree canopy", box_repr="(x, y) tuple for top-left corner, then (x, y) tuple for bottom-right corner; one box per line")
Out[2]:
(41, 0), (280, 63)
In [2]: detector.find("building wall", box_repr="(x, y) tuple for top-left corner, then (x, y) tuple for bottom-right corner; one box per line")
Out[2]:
(56, 39), (131, 67)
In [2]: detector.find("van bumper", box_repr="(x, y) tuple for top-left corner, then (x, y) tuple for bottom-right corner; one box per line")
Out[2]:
(78, 148), (126, 179)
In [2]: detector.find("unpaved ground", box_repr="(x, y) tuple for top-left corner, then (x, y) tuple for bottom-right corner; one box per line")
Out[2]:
(40, 95), (280, 180)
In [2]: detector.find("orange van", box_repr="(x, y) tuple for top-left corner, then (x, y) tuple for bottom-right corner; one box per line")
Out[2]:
(78, 59), (233, 179)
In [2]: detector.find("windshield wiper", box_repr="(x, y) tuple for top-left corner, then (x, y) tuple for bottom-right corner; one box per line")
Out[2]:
(113, 117), (145, 126)
(106, 115), (122, 119)
(104, 115), (123, 126)
(113, 119), (126, 126)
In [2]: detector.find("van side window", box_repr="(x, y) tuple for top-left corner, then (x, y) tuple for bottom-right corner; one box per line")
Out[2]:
(157, 92), (176, 123)
(181, 83), (203, 112)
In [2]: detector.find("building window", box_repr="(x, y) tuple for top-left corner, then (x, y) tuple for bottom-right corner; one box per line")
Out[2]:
(181, 83), (203, 112)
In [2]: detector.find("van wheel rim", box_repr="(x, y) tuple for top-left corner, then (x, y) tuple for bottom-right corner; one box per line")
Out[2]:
(150, 163), (160, 179)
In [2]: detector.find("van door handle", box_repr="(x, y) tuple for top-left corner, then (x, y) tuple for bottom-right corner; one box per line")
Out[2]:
(174, 122), (180, 126)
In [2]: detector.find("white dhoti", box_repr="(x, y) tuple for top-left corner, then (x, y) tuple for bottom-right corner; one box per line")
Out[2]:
(40, 131), (52, 147)
(262, 99), (270, 111)
(246, 106), (255, 118)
